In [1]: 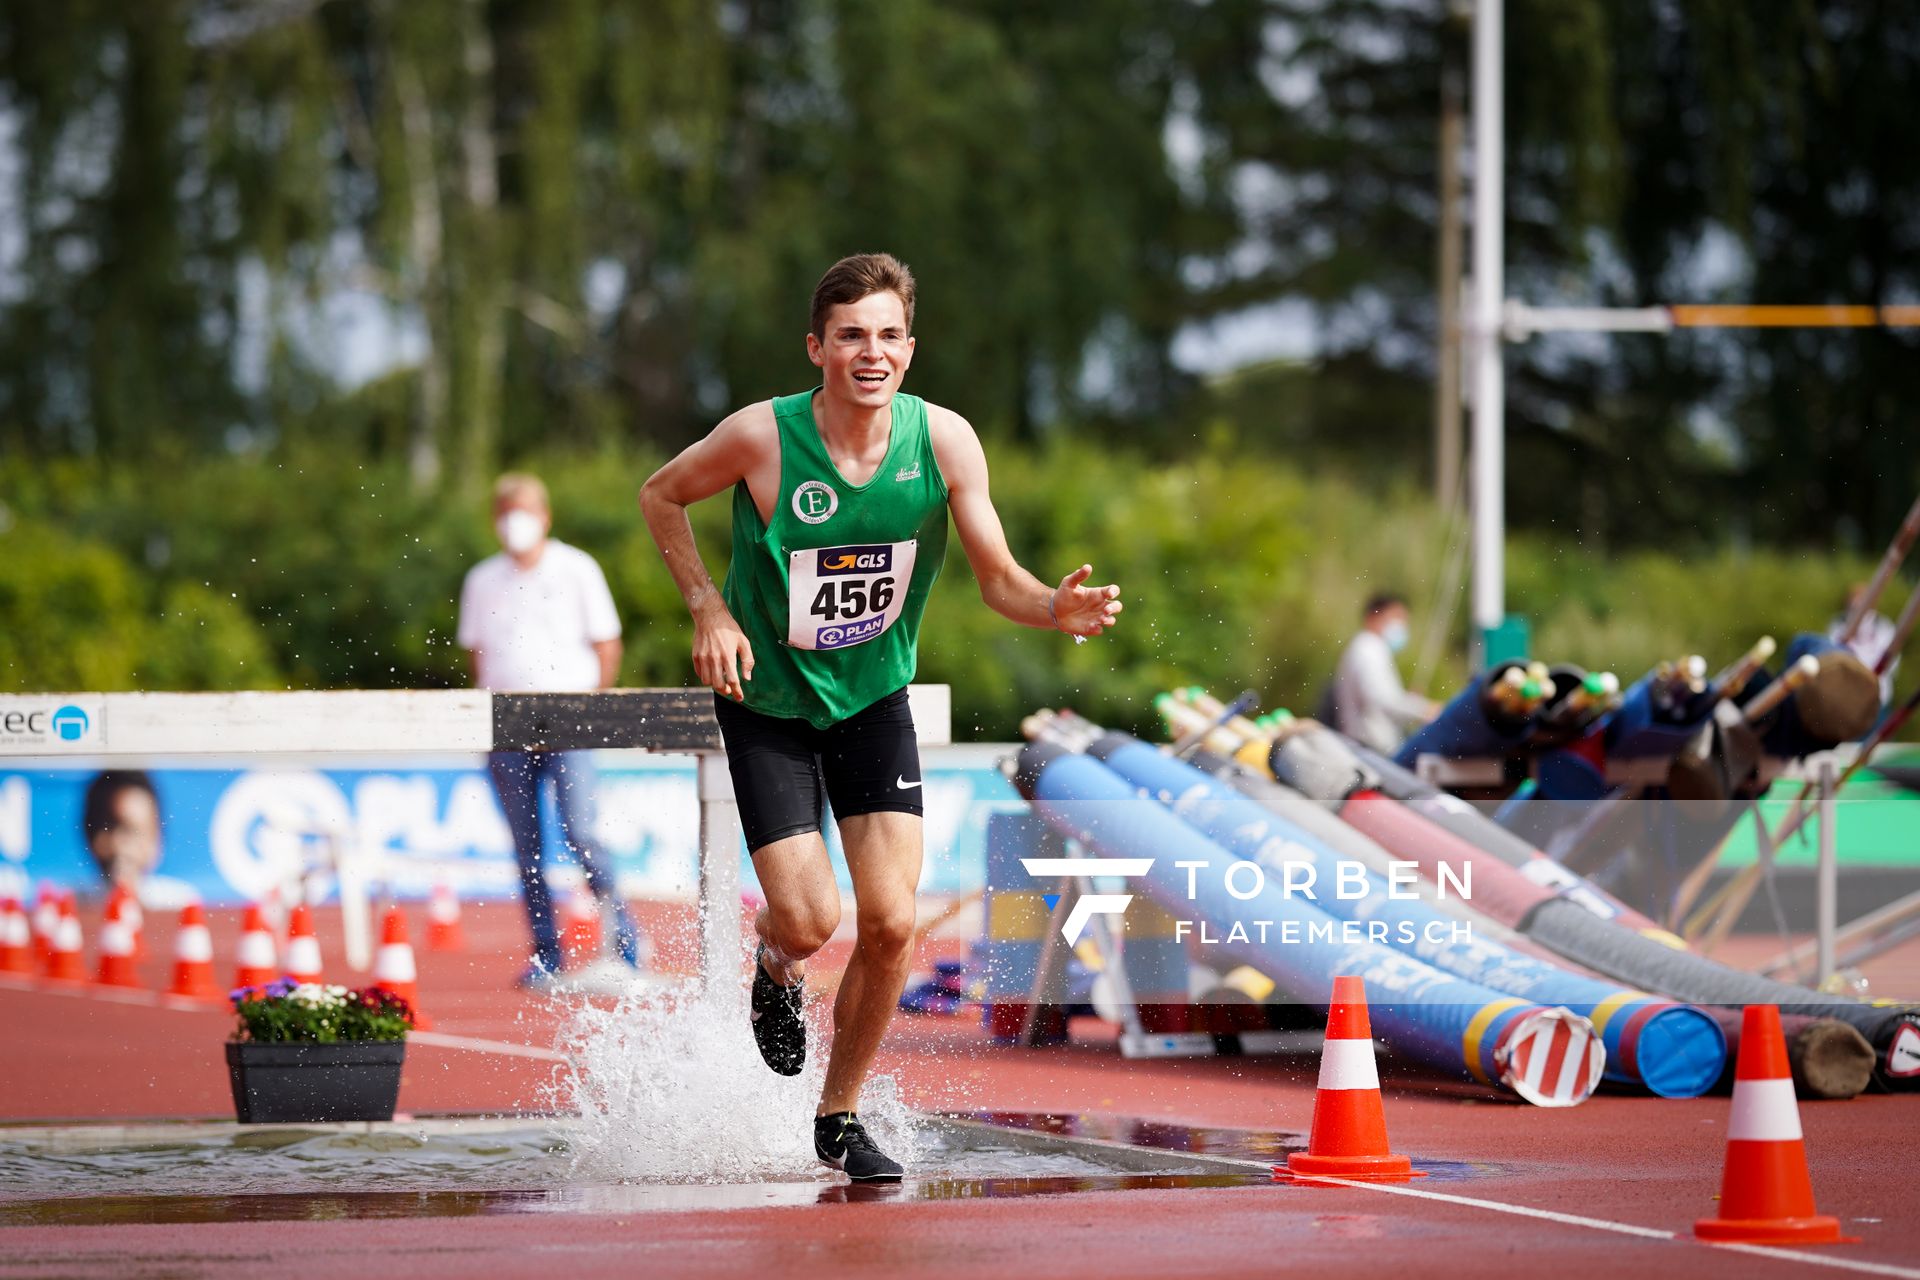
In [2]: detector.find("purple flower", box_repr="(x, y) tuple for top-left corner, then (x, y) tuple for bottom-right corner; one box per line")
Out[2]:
(264, 977), (297, 997)
(228, 986), (255, 1005)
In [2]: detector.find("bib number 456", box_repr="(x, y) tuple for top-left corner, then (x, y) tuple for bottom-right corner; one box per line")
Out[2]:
(810, 576), (895, 621)
(787, 538), (917, 650)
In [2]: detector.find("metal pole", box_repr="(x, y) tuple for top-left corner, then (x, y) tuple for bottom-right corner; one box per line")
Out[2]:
(696, 751), (743, 997)
(1469, 0), (1505, 648)
(1434, 58), (1465, 509)
(1816, 756), (1838, 987)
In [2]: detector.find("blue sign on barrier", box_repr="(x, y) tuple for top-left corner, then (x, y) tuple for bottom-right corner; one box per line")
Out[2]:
(0, 748), (1019, 907)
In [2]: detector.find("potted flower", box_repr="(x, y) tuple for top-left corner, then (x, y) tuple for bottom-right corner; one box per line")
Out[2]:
(226, 979), (414, 1123)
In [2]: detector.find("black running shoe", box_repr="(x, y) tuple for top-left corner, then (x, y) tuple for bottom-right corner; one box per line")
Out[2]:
(750, 942), (806, 1076)
(814, 1112), (903, 1183)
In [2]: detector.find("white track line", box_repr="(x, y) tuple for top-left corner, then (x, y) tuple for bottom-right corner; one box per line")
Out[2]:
(1712, 1244), (1920, 1279)
(1293, 1175), (1920, 1279)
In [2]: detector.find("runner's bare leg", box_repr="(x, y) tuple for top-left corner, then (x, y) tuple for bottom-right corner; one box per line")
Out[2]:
(750, 832), (840, 986)
(818, 810), (922, 1115)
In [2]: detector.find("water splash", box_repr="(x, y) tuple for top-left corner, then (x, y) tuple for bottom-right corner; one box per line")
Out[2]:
(546, 975), (927, 1184)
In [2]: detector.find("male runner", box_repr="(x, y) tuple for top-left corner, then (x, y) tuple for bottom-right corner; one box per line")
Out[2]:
(639, 253), (1121, 1181)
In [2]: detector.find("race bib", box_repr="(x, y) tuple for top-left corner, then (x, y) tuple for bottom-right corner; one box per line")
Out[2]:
(787, 540), (918, 650)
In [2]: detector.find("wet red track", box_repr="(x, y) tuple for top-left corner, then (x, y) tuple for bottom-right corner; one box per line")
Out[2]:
(3, 901), (1916, 1278)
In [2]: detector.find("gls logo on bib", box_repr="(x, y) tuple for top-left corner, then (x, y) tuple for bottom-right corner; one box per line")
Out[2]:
(818, 546), (893, 575)
(792, 481), (838, 525)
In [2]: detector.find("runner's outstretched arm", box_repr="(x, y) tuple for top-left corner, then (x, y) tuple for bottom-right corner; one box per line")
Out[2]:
(929, 406), (1122, 638)
(639, 405), (777, 700)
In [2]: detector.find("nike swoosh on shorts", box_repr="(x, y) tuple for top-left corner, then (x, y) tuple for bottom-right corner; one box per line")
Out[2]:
(896, 776), (922, 790)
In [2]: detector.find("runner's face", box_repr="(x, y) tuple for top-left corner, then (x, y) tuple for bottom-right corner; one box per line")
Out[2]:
(808, 292), (914, 408)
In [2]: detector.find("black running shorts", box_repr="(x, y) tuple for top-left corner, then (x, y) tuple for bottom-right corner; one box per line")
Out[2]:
(711, 687), (923, 853)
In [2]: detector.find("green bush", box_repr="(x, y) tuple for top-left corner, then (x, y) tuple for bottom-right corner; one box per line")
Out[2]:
(0, 516), (278, 691)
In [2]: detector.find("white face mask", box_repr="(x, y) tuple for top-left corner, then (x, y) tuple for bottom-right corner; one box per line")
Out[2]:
(1382, 619), (1410, 653)
(496, 509), (546, 556)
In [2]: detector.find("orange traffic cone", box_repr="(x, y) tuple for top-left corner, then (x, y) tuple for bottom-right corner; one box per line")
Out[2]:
(428, 880), (467, 952)
(562, 890), (602, 966)
(232, 903), (278, 989)
(107, 883), (146, 960)
(0, 897), (32, 975)
(1696, 1004), (1853, 1245)
(95, 895), (141, 988)
(44, 895), (86, 982)
(1279, 976), (1423, 1182)
(31, 887), (60, 969)
(169, 903), (221, 1000)
(373, 905), (430, 1029)
(285, 903), (324, 984)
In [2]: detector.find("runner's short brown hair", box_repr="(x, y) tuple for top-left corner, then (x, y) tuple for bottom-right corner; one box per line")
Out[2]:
(810, 253), (916, 339)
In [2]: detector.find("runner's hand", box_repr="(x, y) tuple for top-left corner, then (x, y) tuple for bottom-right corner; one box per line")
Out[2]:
(693, 608), (755, 701)
(1051, 564), (1123, 639)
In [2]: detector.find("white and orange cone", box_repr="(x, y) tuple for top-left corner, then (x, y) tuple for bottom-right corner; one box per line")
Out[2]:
(428, 880), (467, 953)
(285, 903), (324, 985)
(232, 903), (279, 989)
(169, 902), (221, 1001)
(31, 886), (60, 969)
(373, 905), (430, 1028)
(1279, 975), (1423, 1182)
(1696, 1004), (1853, 1245)
(562, 890), (602, 966)
(0, 897), (32, 976)
(94, 895), (141, 988)
(44, 894), (86, 983)
(0, 897), (32, 975)
(107, 883), (146, 960)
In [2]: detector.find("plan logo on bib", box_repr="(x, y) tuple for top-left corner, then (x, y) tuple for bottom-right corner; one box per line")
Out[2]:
(816, 617), (886, 649)
(792, 481), (838, 525)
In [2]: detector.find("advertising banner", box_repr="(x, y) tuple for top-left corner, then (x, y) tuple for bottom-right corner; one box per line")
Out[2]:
(0, 746), (1019, 907)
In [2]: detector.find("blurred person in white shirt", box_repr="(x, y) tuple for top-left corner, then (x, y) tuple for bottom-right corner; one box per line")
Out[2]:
(1332, 591), (1439, 754)
(458, 472), (642, 988)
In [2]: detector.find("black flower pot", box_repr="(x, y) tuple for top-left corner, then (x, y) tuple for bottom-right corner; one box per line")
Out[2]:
(226, 1040), (406, 1123)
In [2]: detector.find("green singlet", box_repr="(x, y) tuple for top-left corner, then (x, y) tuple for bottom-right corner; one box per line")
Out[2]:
(722, 389), (949, 729)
